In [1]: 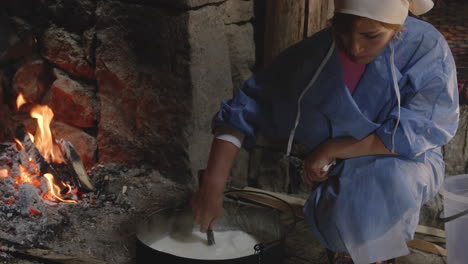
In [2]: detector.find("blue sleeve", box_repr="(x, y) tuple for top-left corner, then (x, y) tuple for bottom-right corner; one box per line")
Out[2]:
(376, 35), (459, 161)
(211, 28), (345, 150)
(212, 76), (265, 149)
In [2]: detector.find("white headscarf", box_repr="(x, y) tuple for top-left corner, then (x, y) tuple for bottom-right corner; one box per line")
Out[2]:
(334, 0), (434, 24)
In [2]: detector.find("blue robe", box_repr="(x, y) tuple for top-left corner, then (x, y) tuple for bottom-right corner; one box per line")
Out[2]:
(213, 17), (459, 263)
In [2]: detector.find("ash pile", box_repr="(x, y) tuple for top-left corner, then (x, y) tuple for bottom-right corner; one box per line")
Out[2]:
(0, 141), (191, 263)
(0, 137), (97, 252)
(0, 140), (76, 247)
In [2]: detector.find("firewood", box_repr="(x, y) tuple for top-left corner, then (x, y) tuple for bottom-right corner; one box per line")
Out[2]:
(0, 243), (106, 264)
(13, 125), (92, 194)
(228, 187), (448, 257)
(58, 139), (94, 190)
(407, 239), (447, 256)
(415, 225), (446, 238)
(14, 126), (47, 174)
(18, 248), (107, 264)
(226, 187), (305, 218)
(14, 126), (66, 188)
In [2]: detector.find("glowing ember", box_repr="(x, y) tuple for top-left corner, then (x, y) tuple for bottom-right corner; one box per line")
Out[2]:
(0, 169), (8, 178)
(16, 164), (41, 187)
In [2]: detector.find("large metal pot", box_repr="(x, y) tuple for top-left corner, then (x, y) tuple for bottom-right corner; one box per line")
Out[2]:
(136, 201), (286, 264)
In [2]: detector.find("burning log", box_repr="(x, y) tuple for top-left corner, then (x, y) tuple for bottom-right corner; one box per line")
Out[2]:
(59, 139), (94, 190)
(14, 126), (48, 175)
(13, 125), (93, 192)
(4, 93), (93, 203)
(13, 126), (65, 189)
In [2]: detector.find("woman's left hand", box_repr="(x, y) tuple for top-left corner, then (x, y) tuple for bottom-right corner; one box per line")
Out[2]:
(303, 142), (335, 187)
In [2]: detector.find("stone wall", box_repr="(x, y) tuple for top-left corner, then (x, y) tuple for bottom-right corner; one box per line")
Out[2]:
(185, 0), (255, 184)
(0, 0), (255, 185)
(95, 0), (256, 184)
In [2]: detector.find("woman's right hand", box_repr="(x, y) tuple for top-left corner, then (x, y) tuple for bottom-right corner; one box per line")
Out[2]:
(191, 176), (225, 233)
(192, 138), (241, 232)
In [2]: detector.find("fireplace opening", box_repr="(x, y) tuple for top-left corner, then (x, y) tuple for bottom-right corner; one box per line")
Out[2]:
(0, 1), (197, 262)
(0, 92), (190, 261)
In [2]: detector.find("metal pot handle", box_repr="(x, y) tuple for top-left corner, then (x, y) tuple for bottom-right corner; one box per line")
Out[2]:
(439, 209), (468, 223)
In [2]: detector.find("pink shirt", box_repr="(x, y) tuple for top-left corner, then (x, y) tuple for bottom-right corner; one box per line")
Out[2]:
(338, 49), (366, 95)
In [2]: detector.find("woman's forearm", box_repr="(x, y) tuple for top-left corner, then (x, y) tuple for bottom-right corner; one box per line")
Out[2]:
(324, 133), (396, 160)
(192, 138), (240, 232)
(202, 138), (240, 191)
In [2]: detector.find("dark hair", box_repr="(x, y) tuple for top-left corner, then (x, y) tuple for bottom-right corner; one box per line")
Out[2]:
(331, 13), (404, 34)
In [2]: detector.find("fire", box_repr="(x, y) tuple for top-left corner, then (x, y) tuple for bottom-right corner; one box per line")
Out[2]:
(12, 165), (77, 203)
(27, 132), (35, 143)
(44, 173), (77, 203)
(30, 105), (64, 163)
(16, 93), (27, 110)
(5, 93), (79, 204)
(14, 138), (24, 150)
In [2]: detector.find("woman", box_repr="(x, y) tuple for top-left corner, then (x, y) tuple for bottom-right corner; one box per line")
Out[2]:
(192, 0), (459, 263)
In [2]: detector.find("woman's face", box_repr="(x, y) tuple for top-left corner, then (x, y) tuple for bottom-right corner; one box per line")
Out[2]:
(336, 18), (397, 64)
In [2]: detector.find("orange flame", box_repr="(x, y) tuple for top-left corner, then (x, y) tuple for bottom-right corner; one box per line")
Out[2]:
(27, 132), (35, 143)
(16, 93), (27, 110)
(30, 105), (64, 163)
(14, 138), (24, 150)
(44, 173), (77, 203)
(10, 94), (78, 204)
